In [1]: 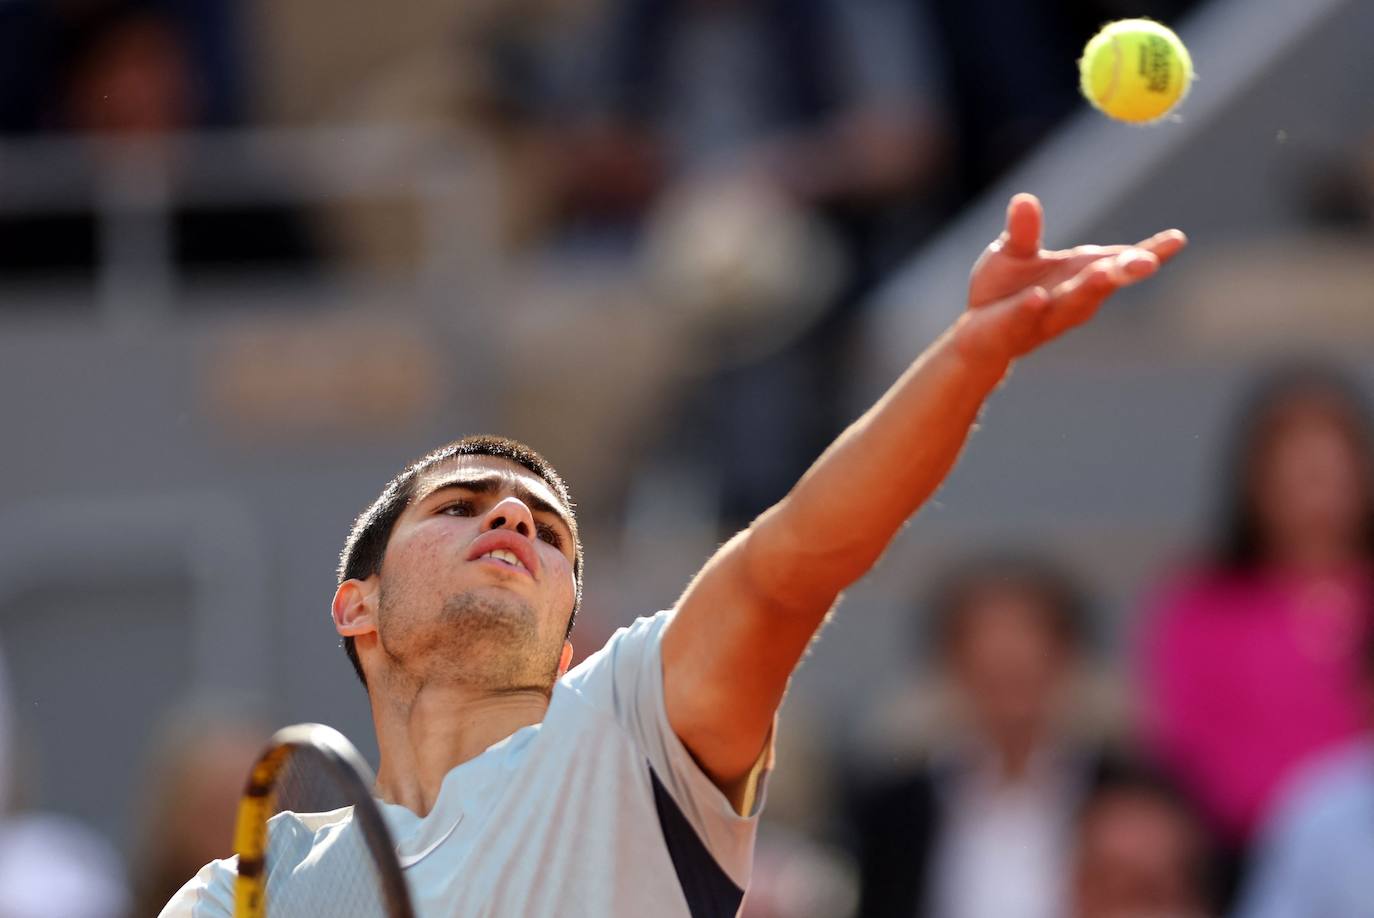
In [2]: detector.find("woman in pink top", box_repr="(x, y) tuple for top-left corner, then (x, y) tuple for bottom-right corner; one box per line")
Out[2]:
(1139, 366), (1374, 859)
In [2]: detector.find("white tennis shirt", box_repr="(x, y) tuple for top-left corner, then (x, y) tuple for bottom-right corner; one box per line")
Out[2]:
(160, 612), (769, 917)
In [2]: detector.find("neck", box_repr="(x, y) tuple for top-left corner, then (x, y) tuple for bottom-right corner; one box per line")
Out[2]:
(1268, 535), (1360, 575)
(371, 680), (552, 816)
(993, 730), (1040, 782)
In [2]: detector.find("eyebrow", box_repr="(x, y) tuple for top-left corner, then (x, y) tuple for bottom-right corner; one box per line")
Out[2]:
(419, 474), (575, 540)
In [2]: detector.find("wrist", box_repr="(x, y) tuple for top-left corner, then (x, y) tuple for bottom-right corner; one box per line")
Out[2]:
(945, 315), (1013, 388)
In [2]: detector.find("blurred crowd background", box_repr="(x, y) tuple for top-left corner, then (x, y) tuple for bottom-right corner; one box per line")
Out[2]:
(0, 0), (1372, 915)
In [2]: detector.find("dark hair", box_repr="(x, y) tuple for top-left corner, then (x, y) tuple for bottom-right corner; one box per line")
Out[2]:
(1362, 627), (1374, 683)
(1082, 758), (1200, 821)
(55, 2), (187, 103)
(58, 1), (174, 67)
(337, 435), (582, 688)
(1212, 362), (1374, 571)
(924, 550), (1090, 661)
(1078, 758), (1219, 912)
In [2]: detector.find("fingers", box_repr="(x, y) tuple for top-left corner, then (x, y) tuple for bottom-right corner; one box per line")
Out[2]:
(1000, 193), (1042, 258)
(1134, 228), (1188, 264)
(1042, 249), (1157, 337)
(1050, 230), (1188, 277)
(1107, 248), (1160, 285)
(967, 223), (1183, 359)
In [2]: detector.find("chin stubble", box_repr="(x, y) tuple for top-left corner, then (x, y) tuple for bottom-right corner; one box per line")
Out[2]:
(379, 586), (559, 690)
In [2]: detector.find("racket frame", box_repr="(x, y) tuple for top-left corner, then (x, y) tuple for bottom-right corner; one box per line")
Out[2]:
(232, 723), (414, 918)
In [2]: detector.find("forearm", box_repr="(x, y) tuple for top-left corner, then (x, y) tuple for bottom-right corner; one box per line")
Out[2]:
(664, 193), (1182, 790)
(748, 319), (1006, 608)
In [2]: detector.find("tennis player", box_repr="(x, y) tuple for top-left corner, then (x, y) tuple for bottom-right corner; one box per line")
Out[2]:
(162, 194), (1186, 917)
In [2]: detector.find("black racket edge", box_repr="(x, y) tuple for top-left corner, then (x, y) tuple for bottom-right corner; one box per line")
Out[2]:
(232, 723), (415, 918)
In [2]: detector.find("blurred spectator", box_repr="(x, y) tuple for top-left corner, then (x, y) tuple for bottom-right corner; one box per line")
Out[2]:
(58, 3), (201, 137)
(741, 824), (859, 918)
(572, 0), (945, 229)
(1069, 764), (1215, 918)
(129, 706), (270, 918)
(566, 0), (949, 525)
(849, 553), (1117, 918)
(0, 0), (244, 136)
(320, 0), (949, 521)
(1233, 626), (1374, 918)
(325, 0), (604, 265)
(0, 1), (318, 288)
(1138, 364), (1374, 887)
(0, 813), (131, 918)
(1303, 129), (1374, 230)
(741, 702), (858, 918)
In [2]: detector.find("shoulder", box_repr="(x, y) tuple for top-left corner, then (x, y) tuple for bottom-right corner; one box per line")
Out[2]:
(559, 610), (673, 694)
(1266, 740), (1374, 835)
(1143, 565), (1234, 614)
(157, 856), (237, 917)
(1137, 565), (1262, 652)
(581, 611), (674, 664)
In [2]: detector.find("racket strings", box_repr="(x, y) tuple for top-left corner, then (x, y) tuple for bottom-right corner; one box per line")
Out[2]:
(260, 747), (395, 917)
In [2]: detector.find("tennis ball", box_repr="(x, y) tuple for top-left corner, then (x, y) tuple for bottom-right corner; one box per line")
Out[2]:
(1080, 19), (1193, 123)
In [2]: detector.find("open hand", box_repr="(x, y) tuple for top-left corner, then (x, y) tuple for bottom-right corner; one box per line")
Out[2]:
(955, 193), (1187, 365)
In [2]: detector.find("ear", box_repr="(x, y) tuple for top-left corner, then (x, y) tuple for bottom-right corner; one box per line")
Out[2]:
(332, 577), (379, 638)
(556, 641), (574, 678)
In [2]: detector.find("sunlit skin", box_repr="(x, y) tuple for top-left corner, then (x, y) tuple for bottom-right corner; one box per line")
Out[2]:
(332, 194), (1188, 820)
(659, 195), (1185, 801)
(332, 455), (578, 816)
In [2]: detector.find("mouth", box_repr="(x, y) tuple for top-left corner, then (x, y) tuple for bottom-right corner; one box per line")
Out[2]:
(466, 531), (539, 579)
(475, 548), (529, 574)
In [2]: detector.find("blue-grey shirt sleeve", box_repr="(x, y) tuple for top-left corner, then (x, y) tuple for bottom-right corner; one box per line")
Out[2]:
(157, 856), (236, 918)
(1234, 746), (1374, 918)
(1235, 806), (1327, 918)
(560, 611), (768, 889)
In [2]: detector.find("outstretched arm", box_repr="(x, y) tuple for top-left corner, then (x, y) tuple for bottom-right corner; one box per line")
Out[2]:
(661, 193), (1187, 799)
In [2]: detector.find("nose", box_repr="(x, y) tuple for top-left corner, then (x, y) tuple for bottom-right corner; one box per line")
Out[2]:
(483, 496), (535, 539)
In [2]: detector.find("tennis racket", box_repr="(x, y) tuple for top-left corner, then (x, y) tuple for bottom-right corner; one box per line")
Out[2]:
(233, 723), (414, 918)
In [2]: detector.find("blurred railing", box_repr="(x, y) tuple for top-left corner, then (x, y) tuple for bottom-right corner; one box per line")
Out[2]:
(0, 124), (504, 329)
(0, 123), (516, 708)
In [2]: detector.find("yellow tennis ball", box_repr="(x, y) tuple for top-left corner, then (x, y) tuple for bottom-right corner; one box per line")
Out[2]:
(1080, 19), (1193, 124)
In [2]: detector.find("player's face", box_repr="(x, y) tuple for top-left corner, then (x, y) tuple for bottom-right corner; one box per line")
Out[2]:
(369, 456), (578, 687)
